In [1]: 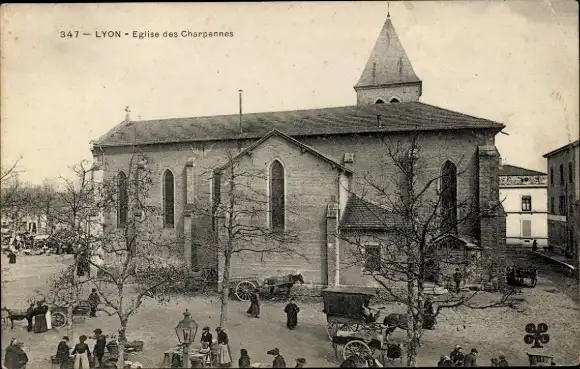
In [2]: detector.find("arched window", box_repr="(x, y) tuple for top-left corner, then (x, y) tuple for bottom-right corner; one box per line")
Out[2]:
(375, 99), (385, 104)
(389, 98), (400, 103)
(269, 160), (285, 232)
(441, 161), (458, 234)
(163, 170), (175, 228)
(117, 171), (128, 228)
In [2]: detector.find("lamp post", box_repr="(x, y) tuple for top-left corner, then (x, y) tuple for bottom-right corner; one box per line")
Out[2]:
(175, 309), (199, 368)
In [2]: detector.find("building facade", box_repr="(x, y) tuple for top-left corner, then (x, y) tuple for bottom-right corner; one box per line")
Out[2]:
(90, 15), (507, 287)
(499, 164), (547, 246)
(543, 141), (579, 265)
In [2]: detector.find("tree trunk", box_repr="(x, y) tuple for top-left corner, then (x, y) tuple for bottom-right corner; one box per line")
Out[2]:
(219, 251), (232, 326)
(117, 320), (128, 369)
(405, 274), (418, 367)
(67, 304), (74, 341)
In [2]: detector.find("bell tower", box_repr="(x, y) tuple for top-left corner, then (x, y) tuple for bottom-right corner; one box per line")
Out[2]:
(354, 13), (422, 105)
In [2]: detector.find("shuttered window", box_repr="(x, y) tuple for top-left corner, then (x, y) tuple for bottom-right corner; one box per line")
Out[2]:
(522, 220), (532, 238)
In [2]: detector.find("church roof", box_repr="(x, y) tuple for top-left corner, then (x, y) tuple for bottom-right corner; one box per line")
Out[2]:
(94, 102), (504, 148)
(354, 17), (421, 89)
(216, 129), (353, 174)
(499, 164), (546, 177)
(340, 196), (401, 230)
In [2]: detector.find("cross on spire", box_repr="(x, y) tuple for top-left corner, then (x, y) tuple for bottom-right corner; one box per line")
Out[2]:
(125, 106), (131, 122)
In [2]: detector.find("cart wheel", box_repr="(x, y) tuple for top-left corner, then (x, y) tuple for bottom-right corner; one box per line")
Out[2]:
(343, 340), (372, 360)
(52, 312), (66, 328)
(235, 281), (256, 301)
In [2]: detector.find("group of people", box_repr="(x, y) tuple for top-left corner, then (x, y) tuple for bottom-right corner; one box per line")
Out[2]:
(25, 300), (51, 334)
(55, 328), (109, 369)
(238, 347), (306, 368)
(438, 345), (508, 367)
(246, 291), (301, 330)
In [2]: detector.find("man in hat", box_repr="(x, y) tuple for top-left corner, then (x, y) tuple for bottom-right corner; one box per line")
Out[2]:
(25, 303), (35, 332)
(284, 297), (300, 330)
(295, 358), (306, 368)
(463, 348), (478, 367)
(3, 340), (28, 369)
(453, 268), (462, 293)
(88, 288), (100, 318)
(93, 329), (107, 368)
(267, 348), (286, 368)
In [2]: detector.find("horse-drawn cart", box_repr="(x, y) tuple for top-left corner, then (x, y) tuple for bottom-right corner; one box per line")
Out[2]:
(321, 287), (403, 363)
(229, 273), (304, 301)
(49, 300), (92, 328)
(507, 265), (538, 287)
(2, 300), (91, 330)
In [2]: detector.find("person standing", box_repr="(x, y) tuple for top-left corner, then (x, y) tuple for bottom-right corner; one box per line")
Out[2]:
(463, 348), (478, 367)
(532, 239), (538, 252)
(72, 335), (91, 369)
(88, 288), (100, 318)
(200, 326), (213, 347)
(56, 336), (71, 369)
(247, 289), (260, 318)
(238, 349), (251, 368)
(450, 345), (464, 366)
(215, 327), (232, 368)
(3, 340), (28, 369)
(453, 269), (462, 293)
(93, 329), (107, 368)
(33, 301), (48, 334)
(25, 303), (35, 332)
(295, 358), (306, 368)
(7, 250), (17, 264)
(267, 348), (286, 368)
(284, 297), (300, 330)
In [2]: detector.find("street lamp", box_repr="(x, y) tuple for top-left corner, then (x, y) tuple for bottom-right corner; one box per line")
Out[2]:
(175, 309), (199, 368)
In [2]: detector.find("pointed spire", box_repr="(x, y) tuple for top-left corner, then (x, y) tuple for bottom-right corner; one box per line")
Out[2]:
(354, 16), (421, 89)
(387, 2), (390, 18)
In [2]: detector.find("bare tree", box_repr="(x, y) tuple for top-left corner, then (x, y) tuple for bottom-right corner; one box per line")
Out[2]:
(193, 150), (302, 326)
(46, 149), (193, 368)
(339, 132), (518, 367)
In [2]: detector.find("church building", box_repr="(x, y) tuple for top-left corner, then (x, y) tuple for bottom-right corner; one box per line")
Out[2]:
(91, 15), (507, 288)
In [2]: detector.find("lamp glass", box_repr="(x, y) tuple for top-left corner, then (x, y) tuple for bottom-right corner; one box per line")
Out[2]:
(174, 310), (199, 345)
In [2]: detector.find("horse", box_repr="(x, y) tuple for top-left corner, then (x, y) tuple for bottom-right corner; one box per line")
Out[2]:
(382, 313), (408, 337)
(1, 307), (27, 330)
(264, 273), (305, 299)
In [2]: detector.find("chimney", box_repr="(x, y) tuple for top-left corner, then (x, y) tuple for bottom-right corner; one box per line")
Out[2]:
(239, 90), (243, 134)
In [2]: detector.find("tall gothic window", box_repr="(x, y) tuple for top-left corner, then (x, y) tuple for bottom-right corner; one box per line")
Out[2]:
(117, 171), (128, 228)
(441, 161), (458, 234)
(269, 160), (285, 232)
(163, 170), (175, 228)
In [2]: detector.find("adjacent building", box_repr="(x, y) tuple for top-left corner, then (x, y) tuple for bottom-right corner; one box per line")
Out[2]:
(90, 15), (507, 287)
(499, 164), (547, 246)
(543, 140), (579, 265)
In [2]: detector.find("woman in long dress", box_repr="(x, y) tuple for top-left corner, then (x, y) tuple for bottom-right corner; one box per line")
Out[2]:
(247, 289), (260, 318)
(284, 298), (300, 330)
(215, 327), (232, 368)
(33, 302), (48, 333)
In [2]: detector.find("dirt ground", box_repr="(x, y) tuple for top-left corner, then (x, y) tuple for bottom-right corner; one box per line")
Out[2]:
(1, 254), (579, 368)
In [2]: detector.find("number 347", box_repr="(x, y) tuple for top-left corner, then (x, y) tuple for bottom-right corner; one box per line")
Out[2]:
(60, 31), (79, 38)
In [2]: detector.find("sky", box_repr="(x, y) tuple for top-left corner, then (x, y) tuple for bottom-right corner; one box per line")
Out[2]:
(1, 1), (578, 185)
